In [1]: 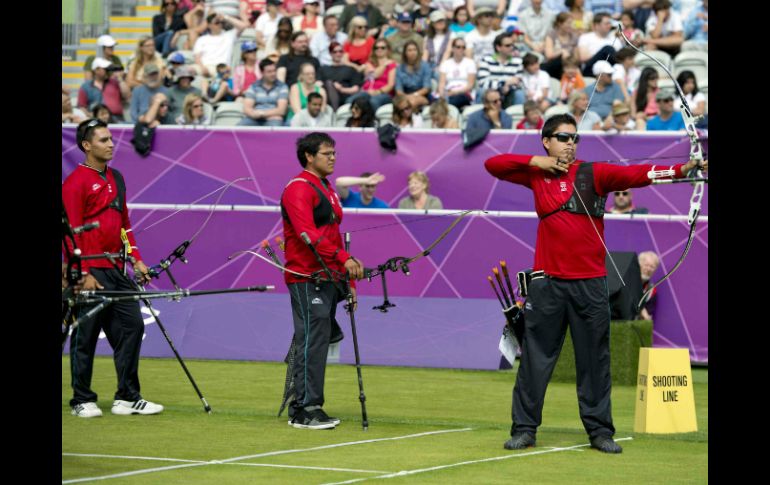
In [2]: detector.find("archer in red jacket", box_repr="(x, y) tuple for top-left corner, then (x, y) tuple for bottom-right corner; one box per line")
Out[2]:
(485, 113), (706, 454)
(280, 132), (365, 430)
(62, 119), (163, 419)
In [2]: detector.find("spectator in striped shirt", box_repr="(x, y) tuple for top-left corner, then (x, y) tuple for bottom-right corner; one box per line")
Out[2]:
(476, 32), (525, 108)
(239, 58), (289, 125)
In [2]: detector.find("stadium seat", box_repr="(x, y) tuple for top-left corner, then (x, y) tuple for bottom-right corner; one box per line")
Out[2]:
(460, 104), (484, 129)
(543, 104), (570, 119)
(673, 50), (708, 85)
(375, 103), (393, 126)
(583, 76), (596, 86)
(213, 101), (245, 125)
(505, 104), (524, 127)
(549, 76), (561, 100)
(420, 103), (460, 126)
(634, 50), (672, 79)
(326, 5), (344, 18)
(335, 103), (352, 127)
(202, 103), (214, 125)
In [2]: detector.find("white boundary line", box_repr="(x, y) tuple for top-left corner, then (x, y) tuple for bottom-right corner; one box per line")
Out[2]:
(62, 454), (389, 474)
(319, 437), (635, 485)
(62, 428), (472, 484)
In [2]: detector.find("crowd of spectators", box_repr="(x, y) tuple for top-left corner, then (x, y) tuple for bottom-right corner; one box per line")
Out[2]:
(65, 0), (707, 132)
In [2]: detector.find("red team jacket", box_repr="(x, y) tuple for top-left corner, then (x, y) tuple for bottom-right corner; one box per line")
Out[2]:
(485, 154), (689, 279)
(281, 170), (353, 285)
(62, 164), (142, 272)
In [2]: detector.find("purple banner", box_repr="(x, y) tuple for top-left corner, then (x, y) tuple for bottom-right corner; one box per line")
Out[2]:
(62, 127), (708, 366)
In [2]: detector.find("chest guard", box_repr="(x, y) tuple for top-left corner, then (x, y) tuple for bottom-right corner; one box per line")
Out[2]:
(281, 179), (337, 228)
(541, 163), (607, 220)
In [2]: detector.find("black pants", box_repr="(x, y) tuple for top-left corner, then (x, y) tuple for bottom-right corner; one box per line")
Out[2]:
(288, 281), (345, 411)
(511, 276), (615, 439)
(581, 45), (617, 77)
(69, 268), (145, 407)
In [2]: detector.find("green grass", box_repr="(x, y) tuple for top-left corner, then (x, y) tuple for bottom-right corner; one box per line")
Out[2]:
(62, 357), (708, 484)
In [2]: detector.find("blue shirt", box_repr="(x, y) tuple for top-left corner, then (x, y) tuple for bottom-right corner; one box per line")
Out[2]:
(582, 82), (624, 119)
(684, 5), (708, 42)
(130, 84), (170, 123)
(395, 62), (432, 95)
(465, 109), (513, 132)
(341, 191), (389, 208)
(245, 79), (289, 111)
(646, 112), (686, 131)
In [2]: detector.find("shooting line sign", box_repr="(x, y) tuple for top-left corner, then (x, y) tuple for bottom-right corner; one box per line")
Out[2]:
(634, 348), (697, 433)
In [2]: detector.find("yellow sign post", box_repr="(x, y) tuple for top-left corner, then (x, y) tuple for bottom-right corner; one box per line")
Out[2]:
(634, 348), (697, 433)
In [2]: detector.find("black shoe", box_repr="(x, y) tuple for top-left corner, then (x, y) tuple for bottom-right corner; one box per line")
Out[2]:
(590, 435), (623, 454)
(314, 407), (341, 426)
(504, 432), (536, 450)
(289, 407), (336, 430)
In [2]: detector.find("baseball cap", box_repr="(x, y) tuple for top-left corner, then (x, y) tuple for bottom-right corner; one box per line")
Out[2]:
(592, 60), (614, 76)
(91, 57), (113, 70)
(655, 90), (674, 101)
(397, 12), (412, 23)
(144, 63), (160, 75)
(97, 35), (117, 47)
(429, 10), (446, 23)
(169, 52), (186, 64)
(241, 40), (258, 52)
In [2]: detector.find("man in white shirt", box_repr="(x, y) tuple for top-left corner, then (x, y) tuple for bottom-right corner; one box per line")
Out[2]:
(290, 92), (333, 127)
(310, 15), (348, 66)
(465, 8), (502, 64)
(577, 12), (620, 76)
(193, 12), (250, 77)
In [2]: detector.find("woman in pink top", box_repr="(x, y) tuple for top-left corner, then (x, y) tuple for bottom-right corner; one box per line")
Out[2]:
(233, 40), (262, 97)
(345, 39), (396, 112)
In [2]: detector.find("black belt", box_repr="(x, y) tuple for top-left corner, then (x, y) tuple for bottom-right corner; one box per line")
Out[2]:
(530, 270), (550, 280)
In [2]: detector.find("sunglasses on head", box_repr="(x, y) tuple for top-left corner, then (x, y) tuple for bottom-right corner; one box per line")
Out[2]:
(551, 132), (580, 143)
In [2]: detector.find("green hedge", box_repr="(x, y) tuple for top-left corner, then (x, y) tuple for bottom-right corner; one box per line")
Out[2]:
(551, 320), (653, 386)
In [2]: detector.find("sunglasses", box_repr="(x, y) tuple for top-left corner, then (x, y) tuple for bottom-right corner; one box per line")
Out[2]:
(453, 44), (466, 49)
(659, 98), (674, 103)
(551, 132), (580, 143)
(614, 191), (629, 197)
(374, 45), (388, 50)
(159, 102), (169, 107)
(486, 97), (501, 104)
(332, 49), (344, 53)
(355, 25), (367, 28)
(500, 43), (514, 47)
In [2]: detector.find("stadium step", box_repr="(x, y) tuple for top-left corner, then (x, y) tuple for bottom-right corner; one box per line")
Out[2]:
(135, 5), (157, 19)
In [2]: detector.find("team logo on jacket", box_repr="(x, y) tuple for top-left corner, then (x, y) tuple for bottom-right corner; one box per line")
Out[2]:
(560, 181), (567, 192)
(91, 183), (101, 191)
(525, 302), (532, 310)
(311, 297), (323, 305)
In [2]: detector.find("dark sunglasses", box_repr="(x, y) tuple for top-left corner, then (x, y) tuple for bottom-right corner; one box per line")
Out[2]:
(159, 102), (169, 107)
(374, 45), (388, 50)
(614, 191), (629, 197)
(501, 43), (514, 47)
(453, 44), (465, 49)
(332, 49), (343, 53)
(551, 132), (580, 143)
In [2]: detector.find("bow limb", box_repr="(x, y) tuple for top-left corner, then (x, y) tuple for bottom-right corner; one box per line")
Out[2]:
(136, 177), (253, 241)
(227, 249), (314, 279)
(617, 30), (707, 313)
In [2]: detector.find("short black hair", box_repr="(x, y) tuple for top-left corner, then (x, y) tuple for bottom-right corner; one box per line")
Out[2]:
(295, 132), (335, 168)
(76, 118), (109, 152)
(522, 52), (539, 68)
(306, 92), (323, 103)
(593, 12), (611, 24)
(541, 114), (577, 153)
(259, 58), (275, 71)
(493, 32), (512, 50)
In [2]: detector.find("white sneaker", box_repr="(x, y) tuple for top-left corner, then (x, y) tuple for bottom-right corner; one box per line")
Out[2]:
(111, 399), (164, 415)
(71, 402), (103, 418)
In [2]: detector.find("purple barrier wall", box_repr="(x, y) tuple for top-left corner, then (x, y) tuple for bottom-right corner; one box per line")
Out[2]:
(62, 127), (708, 366)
